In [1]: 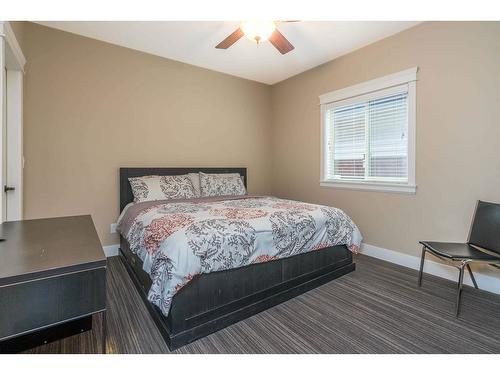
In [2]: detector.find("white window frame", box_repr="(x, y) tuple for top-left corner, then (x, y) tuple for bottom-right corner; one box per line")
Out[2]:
(319, 67), (417, 194)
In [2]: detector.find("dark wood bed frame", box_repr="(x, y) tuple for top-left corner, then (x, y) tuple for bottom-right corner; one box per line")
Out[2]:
(118, 167), (355, 350)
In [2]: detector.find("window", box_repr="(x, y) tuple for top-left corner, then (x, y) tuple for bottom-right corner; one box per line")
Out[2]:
(320, 68), (417, 193)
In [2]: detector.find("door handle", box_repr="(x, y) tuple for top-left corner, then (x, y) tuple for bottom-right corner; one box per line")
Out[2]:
(4, 185), (15, 193)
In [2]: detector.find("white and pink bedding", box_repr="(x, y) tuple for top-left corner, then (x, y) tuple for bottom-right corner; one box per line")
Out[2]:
(117, 195), (362, 316)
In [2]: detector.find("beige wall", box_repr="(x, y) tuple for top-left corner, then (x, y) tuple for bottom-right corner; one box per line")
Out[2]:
(18, 22), (272, 246)
(271, 22), (500, 273)
(13, 21), (500, 268)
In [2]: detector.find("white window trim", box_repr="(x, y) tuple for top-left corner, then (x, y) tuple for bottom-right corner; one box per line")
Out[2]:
(319, 67), (417, 194)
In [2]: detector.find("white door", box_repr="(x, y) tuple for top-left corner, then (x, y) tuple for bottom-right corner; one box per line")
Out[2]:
(5, 69), (23, 221)
(0, 22), (25, 223)
(0, 49), (5, 222)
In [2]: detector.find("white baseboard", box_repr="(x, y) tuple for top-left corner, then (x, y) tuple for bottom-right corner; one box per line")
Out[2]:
(103, 244), (119, 257)
(360, 243), (500, 295)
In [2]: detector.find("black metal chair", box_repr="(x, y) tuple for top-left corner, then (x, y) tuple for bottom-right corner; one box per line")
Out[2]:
(419, 200), (500, 317)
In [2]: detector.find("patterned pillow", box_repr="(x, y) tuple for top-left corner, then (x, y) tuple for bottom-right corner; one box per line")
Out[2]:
(187, 173), (202, 198)
(129, 175), (196, 202)
(199, 172), (247, 197)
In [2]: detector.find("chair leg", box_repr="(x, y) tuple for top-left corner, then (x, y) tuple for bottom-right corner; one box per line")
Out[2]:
(466, 264), (478, 289)
(456, 263), (465, 317)
(418, 247), (426, 287)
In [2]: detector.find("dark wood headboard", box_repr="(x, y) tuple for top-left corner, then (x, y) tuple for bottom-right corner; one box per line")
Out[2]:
(119, 167), (247, 212)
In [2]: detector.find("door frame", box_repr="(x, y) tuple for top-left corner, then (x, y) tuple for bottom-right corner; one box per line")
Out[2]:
(0, 22), (25, 223)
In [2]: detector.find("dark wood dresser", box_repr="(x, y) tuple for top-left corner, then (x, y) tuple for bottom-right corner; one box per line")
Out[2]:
(0, 215), (107, 353)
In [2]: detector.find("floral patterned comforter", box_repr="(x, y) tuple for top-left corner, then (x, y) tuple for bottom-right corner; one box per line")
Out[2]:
(117, 195), (362, 316)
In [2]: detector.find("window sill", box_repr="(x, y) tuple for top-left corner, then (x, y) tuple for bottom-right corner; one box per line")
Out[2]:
(320, 180), (416, 194)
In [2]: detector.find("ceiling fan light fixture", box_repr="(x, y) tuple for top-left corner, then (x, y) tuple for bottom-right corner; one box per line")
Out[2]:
(240, 21), (276, 43)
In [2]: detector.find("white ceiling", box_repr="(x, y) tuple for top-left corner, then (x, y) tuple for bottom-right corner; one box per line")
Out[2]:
(37, 21), (419, 85)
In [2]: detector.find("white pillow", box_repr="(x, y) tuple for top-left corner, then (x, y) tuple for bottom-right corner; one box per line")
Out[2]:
(129, 175), (196, 202)
(199, 172), (247, 197)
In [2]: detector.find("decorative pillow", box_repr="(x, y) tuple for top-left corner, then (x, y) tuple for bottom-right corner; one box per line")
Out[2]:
(199, 172), (247, 197)
(188, 173), (244, 198)
(129, 175), (196, 202)
(160, 175), (197, 200)
(187, 173), (202, 198)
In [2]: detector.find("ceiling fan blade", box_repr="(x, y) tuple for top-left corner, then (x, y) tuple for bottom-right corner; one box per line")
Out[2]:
(215, 28), (244, 49)
(269, 29), (295, 54)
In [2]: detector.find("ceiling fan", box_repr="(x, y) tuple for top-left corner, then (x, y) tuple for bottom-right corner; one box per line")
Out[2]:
(215, 21), (296, 55)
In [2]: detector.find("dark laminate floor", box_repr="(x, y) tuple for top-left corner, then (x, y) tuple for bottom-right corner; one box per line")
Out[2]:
(23, 254), (500, 354)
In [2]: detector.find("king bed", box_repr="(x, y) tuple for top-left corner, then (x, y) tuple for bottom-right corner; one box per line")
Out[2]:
(117, 167), (361, 350)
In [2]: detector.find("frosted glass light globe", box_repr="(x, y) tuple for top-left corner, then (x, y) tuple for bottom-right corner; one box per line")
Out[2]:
(240, 21), (276, 43)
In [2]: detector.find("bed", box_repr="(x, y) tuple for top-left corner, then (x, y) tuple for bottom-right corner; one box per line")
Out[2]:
(118, 167), (360, 350)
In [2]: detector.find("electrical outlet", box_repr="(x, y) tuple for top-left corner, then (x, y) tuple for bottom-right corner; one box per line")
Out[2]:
(110, 223), (117, 234)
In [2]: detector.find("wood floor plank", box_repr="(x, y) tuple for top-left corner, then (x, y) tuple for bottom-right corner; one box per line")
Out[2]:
(22, 254), (500, 354)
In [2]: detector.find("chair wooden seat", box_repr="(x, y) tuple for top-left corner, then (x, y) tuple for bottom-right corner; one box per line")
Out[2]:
(419, 241), (500, 261)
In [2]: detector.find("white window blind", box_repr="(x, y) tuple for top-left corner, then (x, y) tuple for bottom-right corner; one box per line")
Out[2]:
(325, 89), (408, 183)
(368, 93), (408, 180)
(326, 102), (366, 180)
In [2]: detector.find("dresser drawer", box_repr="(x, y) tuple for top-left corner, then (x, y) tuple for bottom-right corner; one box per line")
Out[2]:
(0, 267), (106, 340)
